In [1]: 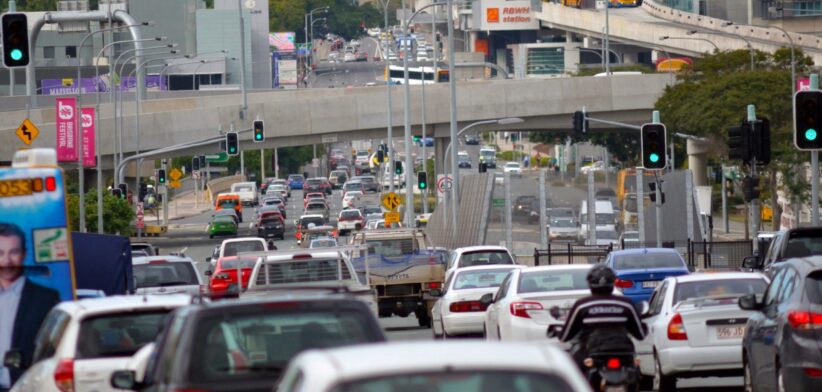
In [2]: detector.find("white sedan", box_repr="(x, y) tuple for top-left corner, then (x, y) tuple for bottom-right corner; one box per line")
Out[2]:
(484, 264), (595, 341)
(636, 272), (769, 390)
(503, 161), (522, 177)
(431, 265), (526, 338)
(445, 245), (517, 282)
(277, 341), (590, 392)
(342, 190), (362, 208)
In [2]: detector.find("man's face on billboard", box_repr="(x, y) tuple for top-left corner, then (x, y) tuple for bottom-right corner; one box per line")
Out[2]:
(0, 234), (24, 286)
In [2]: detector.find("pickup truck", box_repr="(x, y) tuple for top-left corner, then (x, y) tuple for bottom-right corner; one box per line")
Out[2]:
(348, 229), (444, 327)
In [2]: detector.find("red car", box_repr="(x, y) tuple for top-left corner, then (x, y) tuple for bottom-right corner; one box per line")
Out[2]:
(304, 192), (325, 201)
(208, 256), (257, 297)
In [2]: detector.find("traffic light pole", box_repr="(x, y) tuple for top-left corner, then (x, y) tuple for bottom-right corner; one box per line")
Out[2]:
(811, 75), (820, 225)
(654, 173), (662, 248)
(722, 167), (729, 234)
(162, 159), (169, 226)
(748, 105), (761, 235)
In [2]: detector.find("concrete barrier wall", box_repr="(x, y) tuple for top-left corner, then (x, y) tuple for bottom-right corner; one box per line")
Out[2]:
(206, 174), (247, 205)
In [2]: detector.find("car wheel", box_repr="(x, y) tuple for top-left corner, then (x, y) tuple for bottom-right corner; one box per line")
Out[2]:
(744, 354), (755, 392)
(417, 310), (431, 328)
(653, 353), (676, 391)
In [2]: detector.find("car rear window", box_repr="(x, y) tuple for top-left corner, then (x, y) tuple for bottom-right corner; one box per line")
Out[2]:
(807, 271), (822, 304)
(453, 268), (515, 290)
(300, 217), (326, 227)
(188, 305), (379, 381)
(76, 311), (168, 359)
(611, 253), (685, 270)
(307, 203), (326, 209)
(218, 199), (237, 208)
(458, 251), (513, 268)
(365, 239), (415, 257)
(134, 262), (198, 288)
(255, 258), (353, 285)
(221, 258), (257, 270)
(345, 183), (362, 190)
(306, 179), (322, 185)
(330, 371), (574, 392)
(289, 175), (303, 181)
(223, 241), (265, 257)
(673, 279), (768, 305)
(340, 210), (362, 219)
(518, 269), (589, 293)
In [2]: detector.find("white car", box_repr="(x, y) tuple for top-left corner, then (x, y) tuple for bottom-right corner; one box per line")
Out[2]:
(10, 295), (190, 392)
(503, 162), (522, 177)
(343, 52), (356, 62)
(548, 218), (579, 242)
(636, 272), (769, 390)
(341, 190), (362, 209)
(445, 245), (517, 282)
(594, 228), (620, 247)
(230, 181), (258, 206)
(277, 341), (590, 392)
(484, 264), (596, 341)
(132, 255), (205, 295)
(209, 237), (268, 265)
(432, 265), (525, 338)
(494, 172), (504, 185)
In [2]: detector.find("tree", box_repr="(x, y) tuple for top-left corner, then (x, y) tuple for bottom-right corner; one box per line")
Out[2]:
(655, 48), (814, 229)
(67, 189), (135, 235)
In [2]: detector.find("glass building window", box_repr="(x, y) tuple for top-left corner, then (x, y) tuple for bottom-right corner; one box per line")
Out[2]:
(65, 46), (77, 58)
(527, 47), (565, 76)
(44, 46), (55, 59)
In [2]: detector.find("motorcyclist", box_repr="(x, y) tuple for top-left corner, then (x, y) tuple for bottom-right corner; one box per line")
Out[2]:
(559, 264), (646, 371)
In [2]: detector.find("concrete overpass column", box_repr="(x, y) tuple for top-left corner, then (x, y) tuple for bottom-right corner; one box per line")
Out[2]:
(686, 139), (711, 186)
(435, 137), (448, 176)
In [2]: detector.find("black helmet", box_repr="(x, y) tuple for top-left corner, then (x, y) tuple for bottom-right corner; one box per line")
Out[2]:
(587, 264), (616, 291)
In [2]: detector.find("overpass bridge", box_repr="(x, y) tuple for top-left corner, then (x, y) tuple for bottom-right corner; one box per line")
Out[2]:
(0, 74), (672, 168)
(536, 1), (822, 64)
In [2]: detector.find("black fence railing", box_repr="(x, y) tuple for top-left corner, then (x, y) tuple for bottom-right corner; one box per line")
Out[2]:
(534, 244), (614, 266)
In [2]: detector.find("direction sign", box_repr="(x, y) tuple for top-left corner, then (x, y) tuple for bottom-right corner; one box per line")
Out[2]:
(384, 211), (400, 224)
(16, 118), (39, 145)
(492, 198), (505, 208)
(169, 180), (182, 188)
(205, 152), (228, 162)
(169, 168), (182, 181)
(381, 192), (402, 211)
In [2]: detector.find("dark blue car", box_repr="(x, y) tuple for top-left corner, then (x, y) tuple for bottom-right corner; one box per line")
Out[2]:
(604, 248), (690, 304)
(287, 174), (305, 190)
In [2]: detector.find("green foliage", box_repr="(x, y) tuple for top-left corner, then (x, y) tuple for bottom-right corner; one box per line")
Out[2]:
(67, 189), (135, 235)
(269, 0), (385, 41)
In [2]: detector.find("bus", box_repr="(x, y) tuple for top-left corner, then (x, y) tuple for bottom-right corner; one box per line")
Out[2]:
(386, 65), (449, 85)
(616, 168), (656, 231)
(609, 0), (640, 7)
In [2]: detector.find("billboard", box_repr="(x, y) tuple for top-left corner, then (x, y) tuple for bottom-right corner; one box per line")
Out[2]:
(480, 0), (539, 31)
(269, 32), (296, 51)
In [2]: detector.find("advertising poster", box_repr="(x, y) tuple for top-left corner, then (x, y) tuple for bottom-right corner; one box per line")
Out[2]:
(55, 97), (77, 162)
(81, 108), (95, 168)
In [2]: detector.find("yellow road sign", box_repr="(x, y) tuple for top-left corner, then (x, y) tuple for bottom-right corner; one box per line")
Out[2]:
(169, 180), (182, 188)
(169, 168), (183, 181)
(16, 119), (39, 145)
(381, 192), (402, 211)
(384, 211), (400, 224)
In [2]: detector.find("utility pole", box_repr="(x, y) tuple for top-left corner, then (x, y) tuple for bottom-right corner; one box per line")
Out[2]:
(637, 168), (645, 244)
(162, 159), (169, 226)
(236, 0), (248, 119)
(811, 74), (820, 225)
(539, 170), (548, 249)
(587, 170), (597, 245)
(505, 171), (513, 251)
(722, 166), (729, 233)
(748, 104), (761, 236)
(446, 0), (460, 224)
(652, 110), (662, 248)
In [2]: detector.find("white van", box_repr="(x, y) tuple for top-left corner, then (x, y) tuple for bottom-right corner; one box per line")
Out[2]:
(231, 181), (258, 206)
(579, 200), (616, 243)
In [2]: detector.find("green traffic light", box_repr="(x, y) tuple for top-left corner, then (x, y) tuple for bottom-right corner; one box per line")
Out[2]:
(649, 153), (660, 163)
(806, 128), (818, 141)
(255, 134), (262, 140)
(10, 49), (22, 61)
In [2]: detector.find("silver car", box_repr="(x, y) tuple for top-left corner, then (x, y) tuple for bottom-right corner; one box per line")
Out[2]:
(132, 255), (204, 295)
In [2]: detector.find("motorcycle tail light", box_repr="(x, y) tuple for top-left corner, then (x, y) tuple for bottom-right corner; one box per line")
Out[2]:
(606, 358), (620, 369)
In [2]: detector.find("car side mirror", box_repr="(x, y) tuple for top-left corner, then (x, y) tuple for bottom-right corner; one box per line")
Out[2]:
(3, 349), (22, 369)
(479, 293), (494, 306)
(742, 255), (762, 270)
(738, 293), (763, 311)
(205, 257), (211, 263)
(110, 370), (138, 390)
(429, 288), (442, 297)
(687, 265), (696, 273)
(205, 270), (213, 277)
(638, 300), (650, 316)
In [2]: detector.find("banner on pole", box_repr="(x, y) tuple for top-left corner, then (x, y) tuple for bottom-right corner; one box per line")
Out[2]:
(81, 107), (95, 167)
(55, 97), (77, 162)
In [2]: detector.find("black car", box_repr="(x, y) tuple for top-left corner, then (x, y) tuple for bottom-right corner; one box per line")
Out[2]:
(744, 228), (822, 276)
(514, 195), (537, 216)
(738, 256), (822, 392)
(464, 134), (480, 145)
(457, 155), (472, 168)
(111, 295), (386, 392)
(257, 214), (285, 240)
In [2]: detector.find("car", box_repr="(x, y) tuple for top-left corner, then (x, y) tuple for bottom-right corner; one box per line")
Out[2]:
(355, 51), (367, 62)
(620, 230), (640, 247)
(277, 341), (590, 392)
(483, 264), (597, 341)
(549, 207), (576, 220)
(309, 236), (337, 248)
(304, 201), (330, 221)
(738, 256), (822, 392)
(303, 191), (325, 202)
(305, 177), (333, 195)
(271, 178), (291, 197)
(207, 214), (238, 239)
(445, 246), (517, 282)
(354, 150), (370, 167)
(338, 208), (365, 235)
(343, 52), (356, 62)
(206, 255), (257, 297)
(255, 204), (285, 222)
(215, 193), (242, 222)
(636, 272), (769, 390)
(494, 172), (504, 185)
(457, 153), (472, 168)
(361, 206), (383, 217)
(352, 175), (379, 193)
(256, 211), (285, 240)
(464, 134), (480, 145)
(208, 237), (268, 266)
(743, 227), (822, 276)
(579, 200), (616, 242)
(328, 170), (348, 188)
(341, 181), (365, 197)
(503, 161), (522, 177)
(260, 197), (286, 218)
(211, 208), (240, 225)
(595, 228), (619, 247)
(527, 200), (550, 224)
(7, 295), (191, 392)
(604, 248), (691, 304)
(295, 214), (327, 235)
(431, 265), (526, 338)
(267, 184), (289, 201)
(548, 218), (579, 242)
(132, 255), (205, 295)
(230, 182), (258, 206)
(287, 174), (305, 189)
(514, 195), (537, 216)
(110, 294), (386, 392)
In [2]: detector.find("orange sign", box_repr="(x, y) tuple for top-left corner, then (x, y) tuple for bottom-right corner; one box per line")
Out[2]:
(487, 7), (500, 23)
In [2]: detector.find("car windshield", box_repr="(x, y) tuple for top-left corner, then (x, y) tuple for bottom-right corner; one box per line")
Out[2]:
(133, 262), (198, 288)
(306, 203), (326, 210)
(505, 163), (519, 168)
(261, 216), (283, 224)
(365, 239), (415, 257)
(518, 269), (589, 293)
(218, 199), (237, 208)
(255, 258), (352, 284)
(76, 311), (168, 359)
(188, 306), (377, 381)
(311, 239), (337, 248)
(300, 217), (326, 227)
(345, 183), (362, 190)
(551, 219), (576, 228)
(579, 213), (614, 225)
(458, 155), (470, 162)
(360, 177), (376, 184)
(234, 186), (251, 192)
(458, 251), (513, 268)
(306, 179), (322, 186)
(453, 268), (514, 290)
(331, 371), (572, 392)
(213, 216), (235, 223)
(550, 209), (574, 218)
(221, 258), (257, 270)
(289, 175), (303, 181)
(673, 279), (768, 305)
(223, 241), (265, 257)
(611, 253), (685, 270)
(784, 230), (822, 258)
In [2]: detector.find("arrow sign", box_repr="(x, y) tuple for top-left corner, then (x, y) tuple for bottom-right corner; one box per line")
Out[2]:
(381, 191), (402, 212)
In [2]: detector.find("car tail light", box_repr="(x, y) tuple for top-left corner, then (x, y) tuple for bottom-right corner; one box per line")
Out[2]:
(148, 259), (168, 264)
(787, 310), (822, 330)
(606, 358), (620, 369)
(667, 313), (688, 340)
(450, 301), (487, 312)
(427, 282), (441, 289)
(615, 278), (633, 289)
(510, 302), (543, 318)
(53, 358), (74, 392)
(292, 254), (313, 259)
(215, 273), (230, 280)
(803, 368), (822, 377)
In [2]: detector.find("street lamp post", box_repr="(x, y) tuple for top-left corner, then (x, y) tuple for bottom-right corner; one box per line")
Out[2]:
(659, 35), (719, 52)
(379, 0), (396, 192)
(304, 7), (329, 76)
(446, 0), (460, 228)
(688, 29), (754, 70)
(726, 22), (795, 92)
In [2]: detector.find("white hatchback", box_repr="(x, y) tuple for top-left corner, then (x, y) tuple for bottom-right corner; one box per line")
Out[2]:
(132, 255), (205, 295)
(10, 295), (190, 392)
(503, 162), (522, 177)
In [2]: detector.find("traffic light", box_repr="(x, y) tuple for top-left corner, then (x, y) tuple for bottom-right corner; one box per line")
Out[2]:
(641, 123), (667, 170)
(225, 132), (239, 156)
(157, 169), (166, 185)
(743, 176), (760, 202)
(572, 111), (587, 134)
(118, 183), (128, 199)
(648, 181), (666, 204)
(413, 135), (421, 144)
(377, 149), (384, 163)
(199, 155), (206, 169)
(192, 156), (200, 171)
(418, 171), (428, 190)
(253, 120), (265, 143)
(795, 90), (822, 150)
(111, 188), (122, 199)
(479, 162), (487, 173)
(395, 161), (403, 175)
(2, 13), (30, 68)
(727, 123), (751, 162)
(750, 118), (771, 165)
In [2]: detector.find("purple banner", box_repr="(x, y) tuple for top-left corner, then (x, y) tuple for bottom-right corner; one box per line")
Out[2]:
(40, 75), (166, 95)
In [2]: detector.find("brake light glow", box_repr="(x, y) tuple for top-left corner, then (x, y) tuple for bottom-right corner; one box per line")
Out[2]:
(292, 254), (313, 259)
(510, 302), (543, 318)
(803, 368), (822, 377)
(427, 282), (442, 289)
(53, 358), (74, 392)
(449, 301), (487, 312)
(787, 310), (822, 330)
(148, 259), (168, 264)
(615, 278), (633, 289)
(667, 313), (688, 340)
(606, 358), (621, 369)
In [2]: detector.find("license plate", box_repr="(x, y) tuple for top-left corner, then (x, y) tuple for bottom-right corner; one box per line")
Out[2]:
(716, 326), (745, 339)
(642, 280), (660, 288)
